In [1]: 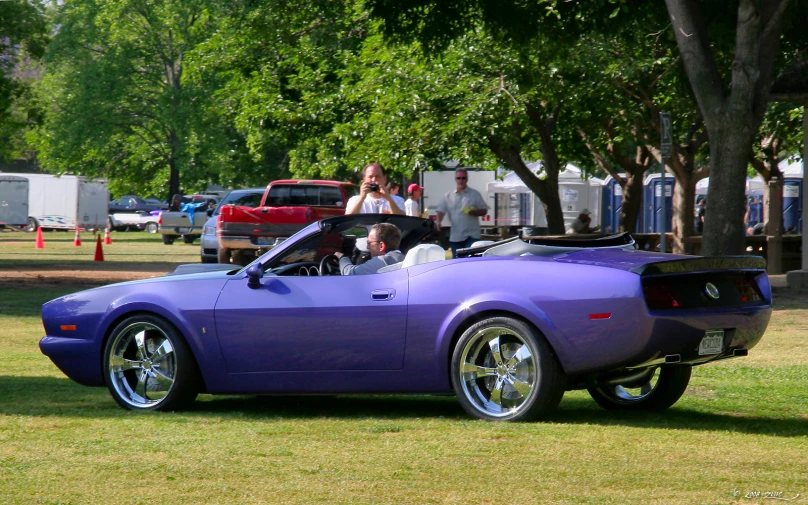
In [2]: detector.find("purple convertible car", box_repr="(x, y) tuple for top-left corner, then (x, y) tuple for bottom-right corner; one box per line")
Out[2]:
(40, 214), (772, 421)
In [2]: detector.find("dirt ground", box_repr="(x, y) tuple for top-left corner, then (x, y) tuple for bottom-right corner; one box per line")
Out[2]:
(0, 262), (176, 289)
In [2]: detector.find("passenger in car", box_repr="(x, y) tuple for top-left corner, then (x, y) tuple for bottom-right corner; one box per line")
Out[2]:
(335, 223), (404, 275)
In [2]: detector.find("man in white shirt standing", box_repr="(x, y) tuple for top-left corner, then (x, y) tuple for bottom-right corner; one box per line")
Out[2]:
(435, 168), (490, 258)
(345, 162), (404, 215)
(404, 183), (423, 217)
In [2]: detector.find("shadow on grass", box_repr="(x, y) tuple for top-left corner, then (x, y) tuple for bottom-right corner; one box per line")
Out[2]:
(2, 375), (806, 437)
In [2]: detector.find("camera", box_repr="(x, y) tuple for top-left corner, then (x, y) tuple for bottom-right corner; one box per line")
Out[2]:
(368, 183), (379, 192)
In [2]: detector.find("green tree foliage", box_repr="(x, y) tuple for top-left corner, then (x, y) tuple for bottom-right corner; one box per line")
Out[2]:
(27, 0), (269, 200)
(0, 0), (47, 161)
(368, 0), (802, 254)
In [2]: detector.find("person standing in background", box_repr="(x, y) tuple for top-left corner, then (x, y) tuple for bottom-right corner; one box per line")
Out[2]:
(404, 183), (423, 217)
(387, 181), (406, 211)
(436, 168), (489, 257)
(345, 162), (404, 215)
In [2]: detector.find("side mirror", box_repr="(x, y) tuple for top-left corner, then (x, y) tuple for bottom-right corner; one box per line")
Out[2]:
(246, 264), (263, 289)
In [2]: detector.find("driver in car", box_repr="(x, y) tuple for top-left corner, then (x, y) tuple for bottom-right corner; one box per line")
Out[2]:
(335, 223), (404, 275)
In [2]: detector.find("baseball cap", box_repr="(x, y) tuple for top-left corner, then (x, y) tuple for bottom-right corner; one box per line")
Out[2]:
(408, 183), (424, 193)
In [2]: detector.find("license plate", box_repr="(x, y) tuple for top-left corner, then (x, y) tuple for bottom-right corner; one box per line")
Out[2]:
(698, 330), (724, 355)
(255, 237), (276, 246)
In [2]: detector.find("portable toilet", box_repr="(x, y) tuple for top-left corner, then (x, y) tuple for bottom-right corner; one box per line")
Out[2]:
(600, 175), (644, 233)
(558, 164), (602, 232)
(781, 160), (803, 233)
(643, 173), (675, 233)
(746, 176), (765, 229)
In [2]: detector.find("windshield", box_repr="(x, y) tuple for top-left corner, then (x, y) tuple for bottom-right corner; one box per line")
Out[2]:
(214, 190), (264, 216)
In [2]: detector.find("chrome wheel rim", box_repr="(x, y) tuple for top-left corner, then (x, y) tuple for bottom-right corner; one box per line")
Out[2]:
(599, 368), (661, 403)
(107, 322), (177, 408)
(458, 326), (536, 418)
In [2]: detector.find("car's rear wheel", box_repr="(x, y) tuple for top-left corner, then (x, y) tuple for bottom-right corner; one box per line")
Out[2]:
(182, 235), (196, 244)
(27, 217), (38, 231)
(161, 235), (175, 245)
(217, 247), (231, 264)
(103, 315), (200, 411)
(451, 316), (565, 422)
(587, 366), (691, 411)
(145, 222), (158, 234)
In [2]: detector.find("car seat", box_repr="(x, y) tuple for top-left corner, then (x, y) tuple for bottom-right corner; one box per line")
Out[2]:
(377, 243), (446, 273)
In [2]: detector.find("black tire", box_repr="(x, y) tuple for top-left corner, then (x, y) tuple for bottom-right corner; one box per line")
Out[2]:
(27, 217), (38, 231)
(587, 366), (692, 412)
(145, 222), (158, 234)
(217, 248), (231, 264)
(182, 235), (196, 244)
(161, 234), (175, 245)
(200, 255), (217, 264)
(103, 314), (200, 411)
(451, 316), (565, 422)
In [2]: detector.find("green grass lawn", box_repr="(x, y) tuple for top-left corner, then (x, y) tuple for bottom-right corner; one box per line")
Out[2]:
(1, 230), (806, 504)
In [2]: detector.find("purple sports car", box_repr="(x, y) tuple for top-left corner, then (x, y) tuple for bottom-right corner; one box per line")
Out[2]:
(40, 215), (772, 421)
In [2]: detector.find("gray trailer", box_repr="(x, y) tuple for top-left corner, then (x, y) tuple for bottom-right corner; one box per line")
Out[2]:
(0, 175), (30, 228)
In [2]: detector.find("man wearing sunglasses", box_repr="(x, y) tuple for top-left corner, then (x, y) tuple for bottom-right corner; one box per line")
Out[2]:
(335, 223), (404, 275)
(435, 168), (490, 258)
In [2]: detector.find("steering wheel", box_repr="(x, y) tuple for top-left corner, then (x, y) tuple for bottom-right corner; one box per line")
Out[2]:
(319, 254), (341, 276)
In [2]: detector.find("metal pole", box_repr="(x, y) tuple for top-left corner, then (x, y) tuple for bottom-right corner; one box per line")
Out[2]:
(660, 159), (667, 253)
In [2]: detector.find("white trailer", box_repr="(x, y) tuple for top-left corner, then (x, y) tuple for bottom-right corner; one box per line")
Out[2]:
(2, 173), (109, 231)
(0, 175), (30, 227)
(420, 168), (496, 229)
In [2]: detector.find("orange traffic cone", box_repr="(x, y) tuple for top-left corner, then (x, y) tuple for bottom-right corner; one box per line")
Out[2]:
(94, 235), (104, 261)
(73, 227), (82, 246)
(35, 228), (44, 249)
(104, 224), (112, 245)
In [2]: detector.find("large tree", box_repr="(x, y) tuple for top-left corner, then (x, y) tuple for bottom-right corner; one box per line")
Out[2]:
(368, 0), (801, 254)
(27, 0), (243, 199)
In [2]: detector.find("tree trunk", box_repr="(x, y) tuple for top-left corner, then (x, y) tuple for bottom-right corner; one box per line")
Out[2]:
(700, 129), (755, 255)
(488, 139), (566, 235)
(619, 172), (644, 233)
(665, 0), (790, 256)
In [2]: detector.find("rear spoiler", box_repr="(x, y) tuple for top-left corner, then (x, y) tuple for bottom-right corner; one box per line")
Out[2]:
(632, 256), (767, 275)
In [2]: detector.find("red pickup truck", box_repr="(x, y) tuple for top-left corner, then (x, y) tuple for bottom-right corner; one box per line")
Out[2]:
(216, 179), (358, 265)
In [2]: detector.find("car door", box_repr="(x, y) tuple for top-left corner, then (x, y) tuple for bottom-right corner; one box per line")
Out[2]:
(214, 269), (409, 373)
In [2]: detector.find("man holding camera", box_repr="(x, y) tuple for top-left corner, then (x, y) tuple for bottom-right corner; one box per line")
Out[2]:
(345, 162), (404, 215)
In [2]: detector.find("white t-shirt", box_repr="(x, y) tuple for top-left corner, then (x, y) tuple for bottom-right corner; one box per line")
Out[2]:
(404, 198), (420, 217)
(345, 195), (395, 214)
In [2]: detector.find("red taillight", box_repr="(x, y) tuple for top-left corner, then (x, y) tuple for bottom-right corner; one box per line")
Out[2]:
(158, 215), (162, 225)
(643, 282), (680, 310)
(733, 277), (761, 303)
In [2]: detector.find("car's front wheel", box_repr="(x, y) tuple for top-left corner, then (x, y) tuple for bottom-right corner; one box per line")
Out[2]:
(451, 316), (565, 422)
(103, 315), (200, 411)
(587, 366), (691, 411)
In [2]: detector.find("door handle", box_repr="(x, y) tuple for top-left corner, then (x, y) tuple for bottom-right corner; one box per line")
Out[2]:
(371, 289), (396, 301)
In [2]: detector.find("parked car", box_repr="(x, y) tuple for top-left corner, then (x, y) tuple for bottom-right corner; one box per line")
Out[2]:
(108, 209), (162, 233)
(200, 188), (265, 263)
(109, 195), (167, 214)
(216, 179), (358, 265)
(157, 194), (219, 245)
(39, 215), (772, 421)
